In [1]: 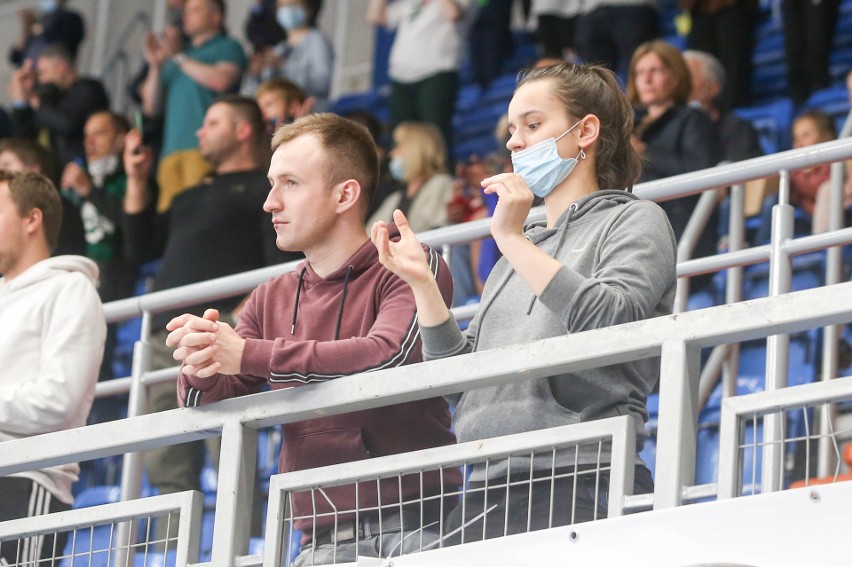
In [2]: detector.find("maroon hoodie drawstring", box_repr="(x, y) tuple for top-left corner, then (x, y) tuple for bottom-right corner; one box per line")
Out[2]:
(333, 265), (354, 340)
(291, 266), (307, 334)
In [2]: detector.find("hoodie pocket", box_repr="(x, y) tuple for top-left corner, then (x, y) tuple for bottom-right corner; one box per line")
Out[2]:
(284, 427), (373, 526)
(284, 427), (371, 472)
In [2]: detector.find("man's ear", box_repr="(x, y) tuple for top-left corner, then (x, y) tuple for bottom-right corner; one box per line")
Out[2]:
(234, 119), (253, 143)
(23, 207), (43, 237)
(335, 179), (362, 214)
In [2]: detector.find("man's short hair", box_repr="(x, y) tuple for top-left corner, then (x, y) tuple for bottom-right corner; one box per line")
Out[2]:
(89, 110), (131, 135)
(256, 78), (308, 106)
(683, 49), (726, 90)
(207, 0), (226, 17)
(38, 43), (74, 66)
(0, 138), (55, 179)
(271, 113), (379, 217)
(214, 94), (269, 163)
(0, 170), (62, 251)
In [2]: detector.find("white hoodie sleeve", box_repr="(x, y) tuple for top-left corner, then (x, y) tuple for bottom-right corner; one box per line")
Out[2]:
(0, 272), (106, 434)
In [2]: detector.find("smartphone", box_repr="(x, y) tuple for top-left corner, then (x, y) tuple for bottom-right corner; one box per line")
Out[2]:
(133, 110), (145, 154)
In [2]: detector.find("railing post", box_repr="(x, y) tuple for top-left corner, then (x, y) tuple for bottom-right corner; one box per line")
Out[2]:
(816, 160), (847, 478)
(263, 476), (287, 567)
(654, 340), (701, 508)
(723, 183), (745, 399)
(717, 398), (743, 499)
(607, 416), (636, 518)
(115, 310), (153, 564)
(210, 422), (258, 565)
(762, 169), (794, 494)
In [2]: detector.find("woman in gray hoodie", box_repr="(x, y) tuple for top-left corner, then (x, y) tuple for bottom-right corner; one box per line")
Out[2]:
(371, 63), (677, 541)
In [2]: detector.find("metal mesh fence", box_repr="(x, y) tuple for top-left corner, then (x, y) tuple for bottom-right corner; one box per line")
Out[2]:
(263, 418), (636, 566)
(0, 493), (200, 567)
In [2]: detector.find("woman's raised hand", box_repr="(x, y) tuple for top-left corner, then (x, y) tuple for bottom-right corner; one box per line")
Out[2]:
(371, 209), (434, 289)
(480, 172), (534, 244)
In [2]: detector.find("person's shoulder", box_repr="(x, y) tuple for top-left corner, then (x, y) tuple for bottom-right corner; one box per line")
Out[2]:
(209, 33), (246, 53)
(257, 267), (301, 296)
(606, 193), (669, 223)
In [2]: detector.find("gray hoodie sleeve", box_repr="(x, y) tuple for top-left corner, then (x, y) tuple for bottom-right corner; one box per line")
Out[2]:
(537, 200), (677, 331)
(420, 314), (475, 360)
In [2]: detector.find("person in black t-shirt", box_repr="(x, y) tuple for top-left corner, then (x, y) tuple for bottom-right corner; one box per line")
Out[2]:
(123, 95), (299, 542)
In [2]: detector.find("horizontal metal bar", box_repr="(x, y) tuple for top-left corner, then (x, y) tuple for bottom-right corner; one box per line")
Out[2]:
(0, 492), (196, 539)
(676, 245), (771, 281)
(635, 137), (852, 202)
(682, 483), (718, 502)
(103, 260), (303, 323)
(622, 493), (654, 512)
(3, 282), (852, 477)
(95, 376), (133, 398)
(269, 417), (630, 492)
(722, 375), (852, 418)
(782, 227), (852, 256)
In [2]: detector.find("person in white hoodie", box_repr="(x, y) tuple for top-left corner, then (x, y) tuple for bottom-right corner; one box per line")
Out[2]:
(0, 170), (105, 565)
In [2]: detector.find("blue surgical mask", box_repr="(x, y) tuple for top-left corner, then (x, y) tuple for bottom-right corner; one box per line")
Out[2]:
(39, 0), (58, 13)
(511, 120), (584, 198)
(389, 156), (406, 182)
(277, 5), (307, 30)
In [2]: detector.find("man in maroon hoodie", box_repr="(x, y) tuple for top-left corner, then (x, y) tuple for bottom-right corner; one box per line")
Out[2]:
(165, 113), (461, 564)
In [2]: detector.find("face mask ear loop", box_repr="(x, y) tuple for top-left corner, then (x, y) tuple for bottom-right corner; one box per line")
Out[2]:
(555, 119), (583, 143)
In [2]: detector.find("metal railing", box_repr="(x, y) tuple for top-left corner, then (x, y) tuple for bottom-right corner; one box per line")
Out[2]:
(718, 377), (852, 499)
(0, 491), (202, 567)
(2, 280), (852, 564)
(264, 417), (636, 566)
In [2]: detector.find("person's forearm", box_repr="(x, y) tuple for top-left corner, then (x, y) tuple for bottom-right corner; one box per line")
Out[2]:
(124, 176), (149, 214)
(367, 0), (388, 25)
(176, 57), (239, 93)
(140, 64), (162, 116)
(496, 233), (562, 297)
(410, 276), (452, 327)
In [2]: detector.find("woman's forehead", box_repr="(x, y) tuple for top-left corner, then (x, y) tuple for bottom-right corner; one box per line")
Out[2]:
(510, 80), (557, 113)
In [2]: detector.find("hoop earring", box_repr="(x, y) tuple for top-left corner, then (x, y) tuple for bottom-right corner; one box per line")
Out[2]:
(578, 148), (586, 160)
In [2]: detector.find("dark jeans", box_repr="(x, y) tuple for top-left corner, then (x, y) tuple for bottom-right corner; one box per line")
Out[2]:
(468, 0), (514, 89)
(443, 464), (654, 544)
(390, 71), (459, 161)
(537, 14), (578, 59)
(783, 0), (841, 104)
(575, 5), (660, 80)
(0, 478), (71, 565)
(687, 2), (757, 109)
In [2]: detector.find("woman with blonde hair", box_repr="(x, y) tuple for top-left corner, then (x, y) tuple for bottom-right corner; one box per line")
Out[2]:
(627, 39), (722, 290)
(367, 121), (455, 233)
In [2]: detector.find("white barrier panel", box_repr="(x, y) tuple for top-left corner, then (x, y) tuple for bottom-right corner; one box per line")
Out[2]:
(388, 481), (852, 567)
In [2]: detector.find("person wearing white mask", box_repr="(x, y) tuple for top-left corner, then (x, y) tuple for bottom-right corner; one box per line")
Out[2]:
(372, 63), (676, 541)
(244, 0), (333, 110)
(60, 111), (136, 304)
(367, 121), (454, 233)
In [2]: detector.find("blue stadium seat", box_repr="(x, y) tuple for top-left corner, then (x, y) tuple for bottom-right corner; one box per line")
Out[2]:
(734, 98), (794, 154)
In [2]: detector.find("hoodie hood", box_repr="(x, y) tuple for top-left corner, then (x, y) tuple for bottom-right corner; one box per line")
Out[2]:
(2, 255), (99, 292)
(290, 226), (402, 340)
(525, 190), (639, 244)
(298, 225), (401, 285)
